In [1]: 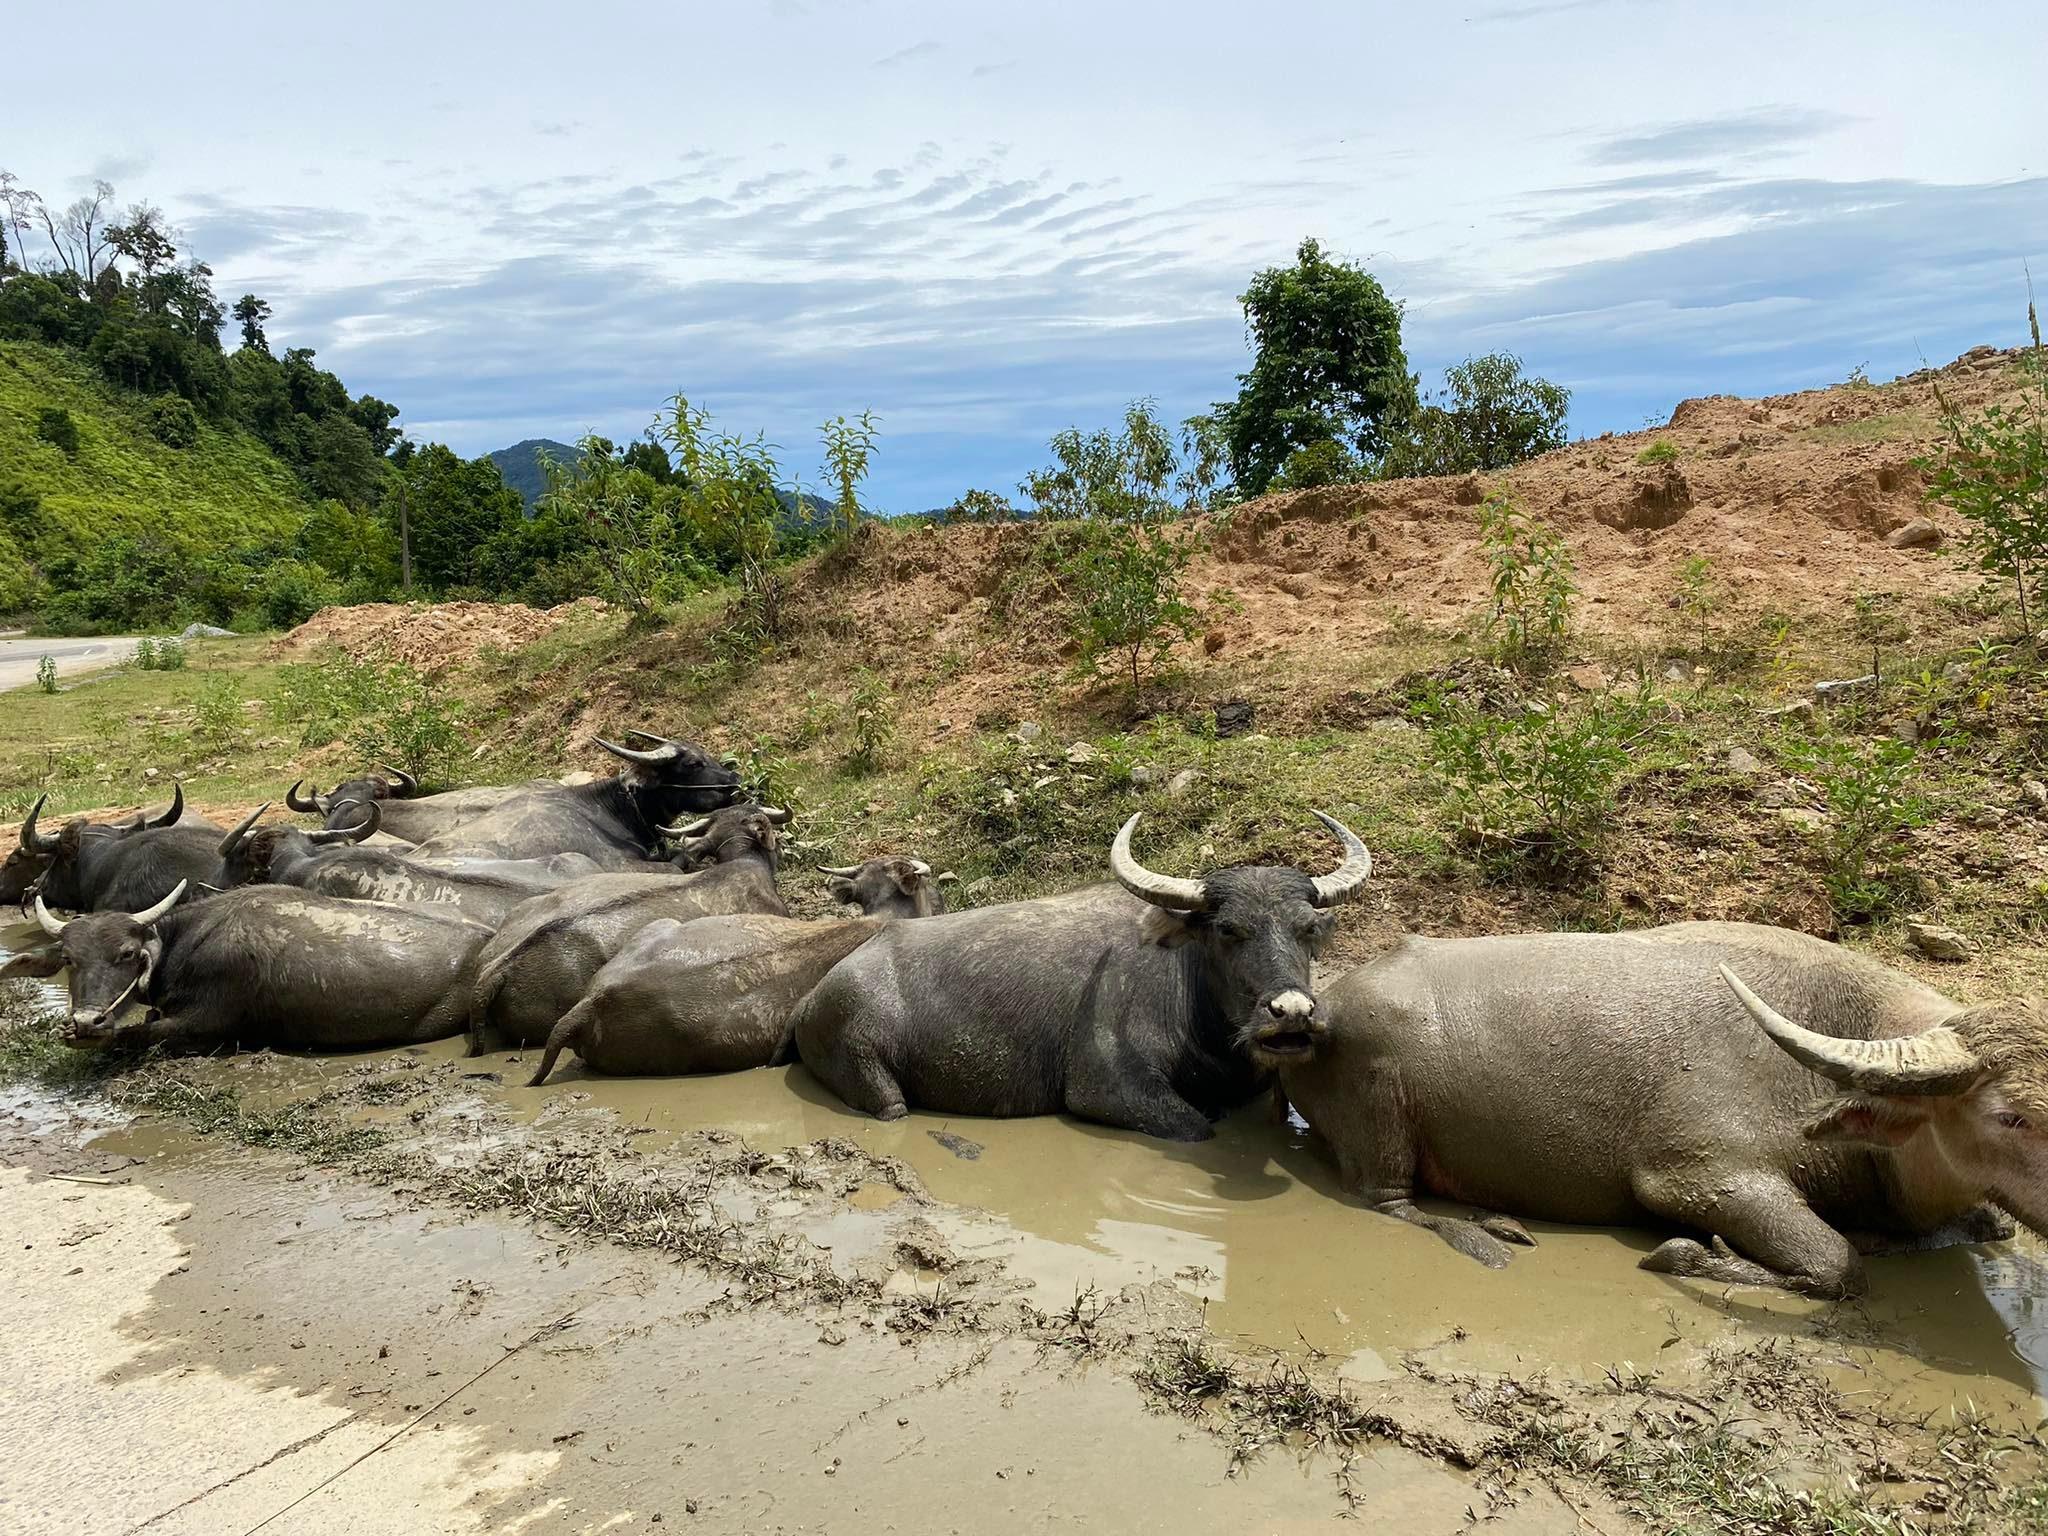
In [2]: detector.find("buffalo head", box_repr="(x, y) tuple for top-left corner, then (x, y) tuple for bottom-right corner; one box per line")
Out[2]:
(1723, 968), (2048, 1240)
(287, 765), (415, 820)
(218, 800), (379, 885)
(1111, 811), (1372, 1069)
(596, 730), (742, 822)
(5, 788), (185, 908)
(659, 803), (790, 872)
(817, 856), (945, 918)
(33, 881), (188, 1045)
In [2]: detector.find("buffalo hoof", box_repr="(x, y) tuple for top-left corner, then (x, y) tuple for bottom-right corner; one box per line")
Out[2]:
(1436, 1219), (1521, 1270)
(1477, 1213), (1536, 1248)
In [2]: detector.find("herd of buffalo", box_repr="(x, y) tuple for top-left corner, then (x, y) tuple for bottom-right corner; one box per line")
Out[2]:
(6, 727), (2047, 1300)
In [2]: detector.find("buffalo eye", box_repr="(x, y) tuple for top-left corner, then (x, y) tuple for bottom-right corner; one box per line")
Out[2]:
(1996, 1110), (2033, 1133)
(1215, 921), (1250, 942)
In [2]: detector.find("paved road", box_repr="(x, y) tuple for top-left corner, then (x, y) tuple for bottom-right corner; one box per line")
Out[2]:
(0, 634), (137, 693)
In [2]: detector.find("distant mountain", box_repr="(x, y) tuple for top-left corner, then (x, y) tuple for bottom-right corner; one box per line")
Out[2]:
(485, 438), (581, 509)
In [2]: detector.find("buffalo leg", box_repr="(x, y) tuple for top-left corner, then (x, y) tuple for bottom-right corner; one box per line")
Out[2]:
(528, 1009), (585, 1088)
(1851, 1205), (2015, 1255)
(1635, 1175), (1865, 1298)
(810, 1040), (909, 1121)
(1065, 1070), (1215, 1142)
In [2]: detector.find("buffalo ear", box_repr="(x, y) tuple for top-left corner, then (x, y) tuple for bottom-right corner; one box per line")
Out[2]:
(1805, 1096), (1934, 1148)
(827, 877), (857, 905)
(1139, 905), (1201, 949)
(0, 945), (64, 979)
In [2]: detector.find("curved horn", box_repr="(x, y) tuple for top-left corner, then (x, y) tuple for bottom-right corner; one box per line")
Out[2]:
(19, 793), (58, 855)
(596, 736), (673, 766)
(128, 880), (188, 927)
(216, 803), (271, 860)
(374, 764), (417, 798)
(285, 779), (326, 815)
(1110, 814), (1209, 912)
(143, 782), (185, 829)
(906, 858), (931, 877)
(1718, 965), (1983, 1096)
(34, 893), (68, 937)
(760, 805), (793, 825)
(656, 814), (716, 839)
(308, 799), (380, 845)
(625, 729), (683, 750)
(815, 863), (863, 878)
(1307, 811), (1374, 909)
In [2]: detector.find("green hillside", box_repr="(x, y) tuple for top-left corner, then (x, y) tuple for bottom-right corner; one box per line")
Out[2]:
(0, 340), (311, 611)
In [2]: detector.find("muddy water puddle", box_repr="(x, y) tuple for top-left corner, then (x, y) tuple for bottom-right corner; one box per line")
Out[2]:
(250, 1036), (2048, 1423)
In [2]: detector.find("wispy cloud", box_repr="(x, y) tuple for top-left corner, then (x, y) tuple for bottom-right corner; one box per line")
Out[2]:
(871, 40), (940, 69)
(1588, 106), (1852, 166)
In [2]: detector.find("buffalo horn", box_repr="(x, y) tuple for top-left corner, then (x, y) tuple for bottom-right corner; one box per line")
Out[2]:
(815, 863), (862, 878)
(1718, 965), (1983, 1096)
(143, 782), (185, 829)
(596, 736), (677, 766)
(34, 893), (68, 937)
(657, 815), (716, 839)
(217, 803), (271, 860)
(129, 880), (188, 927)
(285, 779), (326, 814)
(19, 793), (59, 854)
(375, 764), (418, 798)
(1109, 814), (1209, 912)
(1307, 811), (1374, 909)
(761, 805), (793, 825)
(906, 858), (931, 877)
(309, 799), (381, 845)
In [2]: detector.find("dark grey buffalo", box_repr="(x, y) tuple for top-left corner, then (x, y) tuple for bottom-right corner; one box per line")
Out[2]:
(1279, 921), (2048, 1297)
(790, 812), (1372, 1139)
(817, 856), (946, 919)
(467, 803), (791, 1051)
(17, 881), (490, 1050)
(528, 858), (947, 1085)
(12, 788), (232, 914)
(287, 768), (544, 845)
(218, 802), (600, 927)
(4, 789), (199, 906)
(410, 732), (741, 868)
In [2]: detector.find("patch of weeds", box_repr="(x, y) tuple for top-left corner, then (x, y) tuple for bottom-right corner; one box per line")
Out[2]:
(1478, 492), (1575, 667)
(112, 1068), (386, 1162)
(845, 668), (894, 774)
(34, 654), (57, 693)
(193, 675), (245, 749)
(1851, 591), (1911, 647)
(1141, 1334), (1233, 1408)
(1637, 439), (1679, 466)
(0, 983), (131, 1089)
(1781, 729), (1933, 921)
(1597, 1413), (1904, 1536)
(348, 679), (466, 791)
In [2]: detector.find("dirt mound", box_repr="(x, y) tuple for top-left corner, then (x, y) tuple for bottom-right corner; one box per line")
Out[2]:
(274, 597), (608, 675)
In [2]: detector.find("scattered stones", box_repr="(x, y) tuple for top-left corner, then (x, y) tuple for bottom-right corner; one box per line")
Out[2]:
(1013, 721), (1043, 744)
(1905, 920), (1973, 962)
(1065, 741), (1101, 765)
(1129, 764), (1158, 787)
(1757, 780), (1808, 809)
(1214, 700), (1256, 738)
(1885, 518), (1943, 550)
(1564, 663), (1609, 692)
(1166, 769), (1201, 799)
(2021, 780), (2048, 809)
(1760, 699), (1814, 720)
(1777, 807), (1828, 830)
(1726, 747), (1765, 776)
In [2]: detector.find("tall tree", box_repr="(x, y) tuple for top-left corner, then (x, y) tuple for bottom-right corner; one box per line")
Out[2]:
(37, 180), (117, 283)
(232, 293), (271, 351)
(106, 202), (179, 285)
(1219, 237), (1413, 496)
(0, 171), (40, 274)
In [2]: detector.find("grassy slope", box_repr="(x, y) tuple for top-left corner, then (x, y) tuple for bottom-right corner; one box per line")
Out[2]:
(0, 340), (309, 595)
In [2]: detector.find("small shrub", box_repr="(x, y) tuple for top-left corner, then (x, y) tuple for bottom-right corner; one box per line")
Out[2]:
(1783, 731), (1931, 919)
(194, 675), (245, 748)
(144, 394), (199, 448)
(35, 407), (80, 456)
(155, 637), (186, 671)
(1270, 438), (1363, 490)
(730, 734), (800, 814)
(1423, 691), (1651, 870)
(1673, 555), (1720, 652)
(846, 670), (895, 774)
(35, 655), (57, 694)
(1635, 440), (1678, 466)
(348, 680), (465, 790)
(1845, 361), (1873, 390)
(276, 653), (401, 748)
(1065, 522), (1203, 699)
(252, 559), (340, 630)
(789, 689), (839, 749)
(1478, 493), (1574, 663)
(131, 637), (159, 670)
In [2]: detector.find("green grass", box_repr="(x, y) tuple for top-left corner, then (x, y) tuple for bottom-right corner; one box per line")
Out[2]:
(1801, 411), (1934, 446)
(0, 340), (310, 609)
(1636, 439), (1679, 465)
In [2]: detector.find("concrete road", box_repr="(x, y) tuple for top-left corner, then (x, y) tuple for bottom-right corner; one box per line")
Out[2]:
(0, 633), (136, 693)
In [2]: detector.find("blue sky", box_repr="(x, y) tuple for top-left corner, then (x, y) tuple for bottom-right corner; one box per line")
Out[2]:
(8, 0), (2046, 509)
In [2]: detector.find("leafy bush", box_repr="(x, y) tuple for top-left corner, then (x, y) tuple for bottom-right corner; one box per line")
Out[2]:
(1379, 353), (1572, 478)
(820, 410), (880, 543)
(131, 637), (158, 670)
(154, 637), (186, 670)
(347, 675), (466, 790)
(250, 557), (340, 630)
(1478, 493), (1575, 662)
(1065, 521), (1203, 698)
(1636, 440), (1678, 466)
(1783, 731), (1932, 919)
(144, 393), (199, 447)
(1673, 556), (1720, 652)
(846, 669), (895, 774)
(935, 488), (1020, 524)
(35, 406), (80, 455)
(1920, 302), (2048, 636)
(1423, 691), (1651, 869)
(274, 652), (401, 747)
(35, 655), (57, 694)
(193, 675), (245, 748)
(1271, 438), (1363, 490)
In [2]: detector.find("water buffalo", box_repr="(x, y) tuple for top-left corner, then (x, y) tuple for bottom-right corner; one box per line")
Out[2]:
(16, 788), (233, 913)
(527, 861), (947, 1086)
(790, 812), (1373, 1139)
(287, 769), (543, 844)
(218, 801), (600, 926)
(817, 856), (946, 919)
(1278, 920), (2048, 1297)
(23, 882), (491, 1050)
(466, 803), (791, 1051)
(4, 789), (198, 906)
(410, 732), (741, 868)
